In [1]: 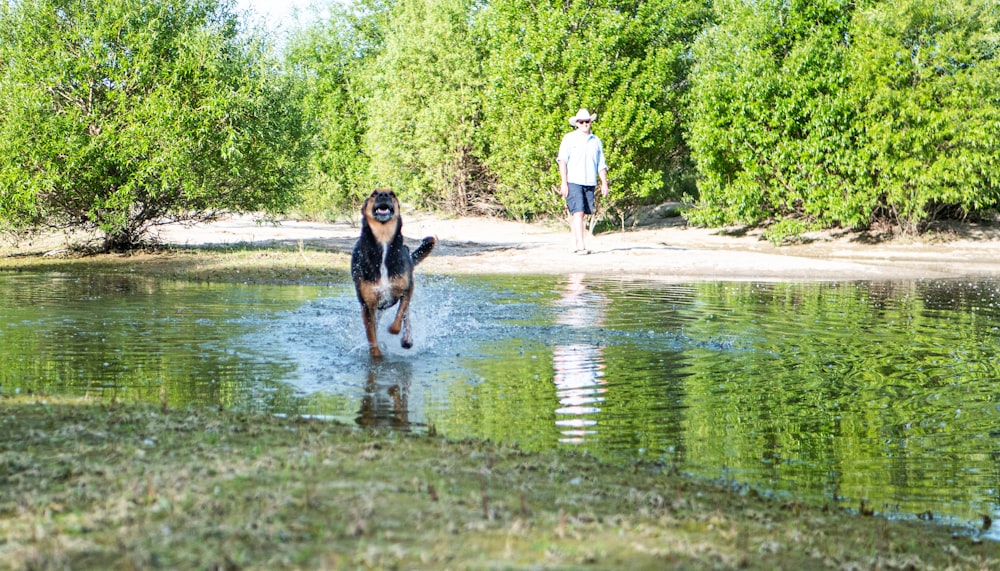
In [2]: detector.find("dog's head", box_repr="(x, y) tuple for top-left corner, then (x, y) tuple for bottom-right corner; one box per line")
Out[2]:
(365, 189), (398, 224)
(361, 189), (401, 241)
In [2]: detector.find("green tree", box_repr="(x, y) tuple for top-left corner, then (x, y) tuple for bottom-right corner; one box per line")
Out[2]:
(686, 0), (1000, 240)
(285, 0), (387, 219)
(0, 0), (310, 250)
(476, 0), (708, 220)
(685, 0), (864, 238)
(363, 0), (485, 211)
(849, 0), (1000, 232)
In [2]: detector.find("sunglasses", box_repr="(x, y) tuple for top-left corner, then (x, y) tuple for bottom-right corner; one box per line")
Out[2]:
(578, 120), (591, 124)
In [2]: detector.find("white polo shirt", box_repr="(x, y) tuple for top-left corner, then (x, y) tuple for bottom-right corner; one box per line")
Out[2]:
(557, 130), (607, 187)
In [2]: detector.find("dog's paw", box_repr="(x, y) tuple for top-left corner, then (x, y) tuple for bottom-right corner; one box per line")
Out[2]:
(401, 338), (413, 349)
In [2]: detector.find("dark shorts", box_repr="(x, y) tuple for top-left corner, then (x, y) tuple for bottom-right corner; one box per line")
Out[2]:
(566, 183), (595, 215)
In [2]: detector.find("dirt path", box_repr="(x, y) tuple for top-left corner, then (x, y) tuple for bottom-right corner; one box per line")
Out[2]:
(155, 213), (1000, 281)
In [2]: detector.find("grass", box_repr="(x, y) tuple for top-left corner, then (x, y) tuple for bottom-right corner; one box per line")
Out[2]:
(0, 244), (353, 286)
(2, 396), (997, 570)
(2, 246), (1000, 569)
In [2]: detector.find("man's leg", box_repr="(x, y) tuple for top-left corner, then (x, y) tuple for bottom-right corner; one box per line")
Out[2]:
(571, 211), (586, 251)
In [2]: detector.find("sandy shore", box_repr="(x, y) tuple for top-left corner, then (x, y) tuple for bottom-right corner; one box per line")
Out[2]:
(153, 213), (1000, 281)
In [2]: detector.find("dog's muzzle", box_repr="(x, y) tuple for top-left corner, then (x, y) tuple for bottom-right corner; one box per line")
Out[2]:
(372, 196), (395, 223)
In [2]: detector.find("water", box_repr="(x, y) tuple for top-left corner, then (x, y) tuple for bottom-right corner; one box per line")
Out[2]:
(3, 270), (1000, 536)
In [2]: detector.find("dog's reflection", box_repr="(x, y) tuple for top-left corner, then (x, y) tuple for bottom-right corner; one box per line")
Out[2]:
(355, 360), (412, 429)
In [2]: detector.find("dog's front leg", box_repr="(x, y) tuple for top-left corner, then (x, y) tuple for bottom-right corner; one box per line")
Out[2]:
(361, 304), (382, 359)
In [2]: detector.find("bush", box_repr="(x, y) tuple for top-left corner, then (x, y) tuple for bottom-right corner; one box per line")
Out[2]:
(686, 0), (1000, 236)
(476, 0), (709, 220)
(0, 0), (310, 250)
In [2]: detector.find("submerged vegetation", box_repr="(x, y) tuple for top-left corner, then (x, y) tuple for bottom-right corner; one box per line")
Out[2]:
(1, 396), (998, 570)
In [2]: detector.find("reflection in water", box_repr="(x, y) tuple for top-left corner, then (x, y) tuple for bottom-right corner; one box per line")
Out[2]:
(552, 344), (604, 442)
(552, 274), (607, 444)
(0, 272), (303, 408)
(10, 271), (1000, 535)
(356, 361), (411, 429)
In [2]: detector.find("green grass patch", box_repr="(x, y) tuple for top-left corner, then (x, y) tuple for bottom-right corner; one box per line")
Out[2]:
(0, 396), (996, 570)
(0, 246), (351, 286)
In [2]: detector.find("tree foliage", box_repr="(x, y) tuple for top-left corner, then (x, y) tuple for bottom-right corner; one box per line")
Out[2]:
(284, 0), (383, 218)
(289, 0), (706, 221)
(3, 0), (997, 240)
(686, 0), (1000, 240)
(851, 0), (1000, 231)
(476, 0), (709, 221)
(364, 0), (485, 211)
(0, 0), (310, 250)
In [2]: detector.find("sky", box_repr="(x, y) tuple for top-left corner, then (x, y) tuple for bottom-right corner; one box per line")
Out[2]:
(235, 0), (322, 35)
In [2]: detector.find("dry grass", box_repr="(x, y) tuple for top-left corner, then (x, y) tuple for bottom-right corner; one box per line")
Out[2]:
(0, 397), (997, 570)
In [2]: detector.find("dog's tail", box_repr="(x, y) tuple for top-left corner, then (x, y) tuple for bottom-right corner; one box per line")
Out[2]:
(411, 236), (436, 266)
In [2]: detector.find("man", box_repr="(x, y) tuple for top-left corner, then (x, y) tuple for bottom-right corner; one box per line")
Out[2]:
(557, 108), (609, 255)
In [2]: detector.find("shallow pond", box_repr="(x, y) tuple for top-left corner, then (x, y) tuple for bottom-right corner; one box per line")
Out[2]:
(3, 270), (1000, 536)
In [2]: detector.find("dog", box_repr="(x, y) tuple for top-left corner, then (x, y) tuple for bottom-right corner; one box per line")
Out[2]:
(351, 189), (435, 359)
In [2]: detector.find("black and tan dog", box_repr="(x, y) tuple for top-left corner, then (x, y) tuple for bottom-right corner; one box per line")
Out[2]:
(351, 189), (435, 359)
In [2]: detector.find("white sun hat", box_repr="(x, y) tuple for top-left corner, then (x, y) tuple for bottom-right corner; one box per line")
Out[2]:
(569, 108), (598, 126)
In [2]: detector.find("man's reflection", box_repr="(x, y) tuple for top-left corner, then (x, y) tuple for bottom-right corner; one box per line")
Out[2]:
(356, 361), (411, 429)
(553, 273), (608, 444)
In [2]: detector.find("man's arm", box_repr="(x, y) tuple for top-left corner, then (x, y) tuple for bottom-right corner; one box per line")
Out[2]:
(558, 160), (569, 197)
(595, 137), (608, 195)
(557, 134), (570, 197)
